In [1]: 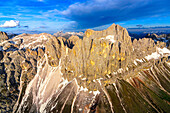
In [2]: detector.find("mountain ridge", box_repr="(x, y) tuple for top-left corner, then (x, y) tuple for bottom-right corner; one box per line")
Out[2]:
(0, 23), (169, 112)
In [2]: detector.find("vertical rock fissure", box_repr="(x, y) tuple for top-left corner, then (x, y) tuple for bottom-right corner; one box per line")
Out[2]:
(88, 39), (93, 59)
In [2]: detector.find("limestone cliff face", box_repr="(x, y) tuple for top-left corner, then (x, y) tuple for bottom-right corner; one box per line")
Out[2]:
(0, 31), (8, 43)
(0, 24), (170, 113)
(0, 33), (47, 112)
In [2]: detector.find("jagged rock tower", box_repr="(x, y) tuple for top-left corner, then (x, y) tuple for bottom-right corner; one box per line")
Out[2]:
(0, 24), (169, 113)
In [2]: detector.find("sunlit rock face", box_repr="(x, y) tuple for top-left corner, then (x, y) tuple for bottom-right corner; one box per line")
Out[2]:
(0, 31), (8, 43)
(0, 24), (170, 113)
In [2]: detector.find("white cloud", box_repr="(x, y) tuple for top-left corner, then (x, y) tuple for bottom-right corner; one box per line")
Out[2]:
(0, 20), (20, 28)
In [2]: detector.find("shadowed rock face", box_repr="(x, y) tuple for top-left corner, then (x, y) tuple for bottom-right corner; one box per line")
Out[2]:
(0, 24), (170, 113)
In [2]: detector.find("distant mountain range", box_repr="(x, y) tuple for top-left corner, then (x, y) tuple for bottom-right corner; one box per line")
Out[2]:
(1, 26), (170, 36)
(127, 26), (170, 34)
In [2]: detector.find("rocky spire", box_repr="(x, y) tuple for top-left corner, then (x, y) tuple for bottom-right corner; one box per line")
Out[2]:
(0, 31), (8, 43)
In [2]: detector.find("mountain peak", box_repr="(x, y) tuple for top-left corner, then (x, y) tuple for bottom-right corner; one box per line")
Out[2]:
(0, 24), (170, 112)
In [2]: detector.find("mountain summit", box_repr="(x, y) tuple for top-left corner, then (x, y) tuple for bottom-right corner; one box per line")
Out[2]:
(0, 24), (170, 113)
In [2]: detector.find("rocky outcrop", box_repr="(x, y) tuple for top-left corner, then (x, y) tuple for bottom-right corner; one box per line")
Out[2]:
(145, 33), (170, 47)
(0, 24), (170, 113)
(0, 34), (46, 112)
(0, 31), (8, 43)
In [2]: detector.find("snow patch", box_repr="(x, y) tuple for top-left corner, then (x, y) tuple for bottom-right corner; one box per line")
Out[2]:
(145, 47), (170, 60)
(50, 101), (58, 111)
(106, 35), (116, 43)
(101, 35), (116, 43)
(157, 47), (170, 55)
(145, 52), (160, 60)
(81, 78), (86, 80)
(93, 90), (100, 96)
(136, 59), (143, 62)
(112, 72), (117, 75)
(117, 68), (123, 73)
(79, 108), (82, 111)
(134, 61), (137, 65)
(59, 77), (69, 87)
(93, 79), (96, 82)
(79, 86), (88, 92)
(106, 74), (111, 78)
(132, 47), (170, 63)
(133, 59), (143, 66)
(78, 74), (83, 78)
(96, 78), (103, 85)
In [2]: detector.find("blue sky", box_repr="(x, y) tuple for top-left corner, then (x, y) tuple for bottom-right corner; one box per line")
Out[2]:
(0, 0), (170, 34)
